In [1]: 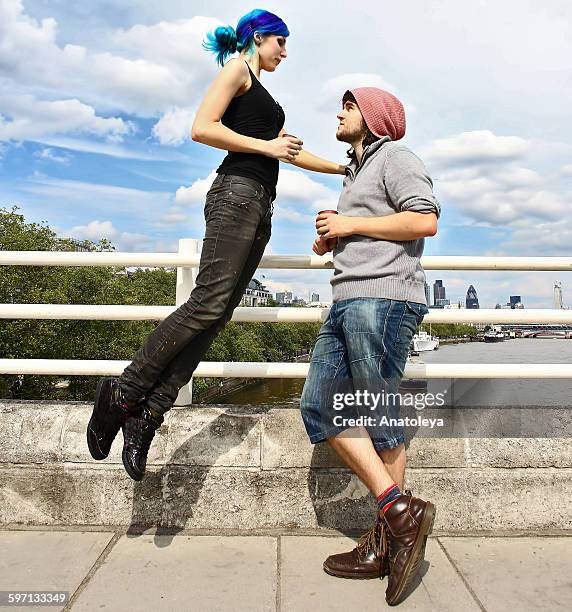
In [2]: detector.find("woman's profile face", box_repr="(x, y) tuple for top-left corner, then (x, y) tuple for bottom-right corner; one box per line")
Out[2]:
(257, 34), (288, 72)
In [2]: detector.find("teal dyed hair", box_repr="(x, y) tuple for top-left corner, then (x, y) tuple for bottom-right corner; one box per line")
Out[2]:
(203, 9), (289, 67)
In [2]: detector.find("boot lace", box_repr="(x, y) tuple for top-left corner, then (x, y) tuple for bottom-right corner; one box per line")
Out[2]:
(355, 522), (387, 557)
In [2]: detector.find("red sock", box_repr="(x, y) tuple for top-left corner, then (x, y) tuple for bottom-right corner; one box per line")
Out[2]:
(377, 484), (402, 514)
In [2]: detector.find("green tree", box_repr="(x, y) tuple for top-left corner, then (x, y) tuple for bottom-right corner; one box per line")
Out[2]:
(0, 207), (175, 399)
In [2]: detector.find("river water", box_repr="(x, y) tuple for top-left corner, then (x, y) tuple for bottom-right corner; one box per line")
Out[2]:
(208, 338), (572, 408)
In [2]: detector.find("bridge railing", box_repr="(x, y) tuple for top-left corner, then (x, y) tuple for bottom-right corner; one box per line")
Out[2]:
(2, 240), (572, 403)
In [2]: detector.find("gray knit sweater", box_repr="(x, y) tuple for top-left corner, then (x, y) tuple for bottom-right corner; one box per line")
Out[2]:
(331, 137), (441, 305)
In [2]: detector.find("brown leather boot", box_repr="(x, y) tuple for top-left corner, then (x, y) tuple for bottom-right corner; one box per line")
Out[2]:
(382, 493), (436, 606)
(322, 489), (413, 580)
(323, 521), (390, 579)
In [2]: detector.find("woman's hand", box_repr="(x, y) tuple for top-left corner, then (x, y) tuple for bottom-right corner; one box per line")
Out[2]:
(264, 135), (303, 162)
(312, 235), (337, 255)
(316, 213), (355, 239)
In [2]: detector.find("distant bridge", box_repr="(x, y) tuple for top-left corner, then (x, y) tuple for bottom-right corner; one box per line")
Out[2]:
(519, 329), (572, 338)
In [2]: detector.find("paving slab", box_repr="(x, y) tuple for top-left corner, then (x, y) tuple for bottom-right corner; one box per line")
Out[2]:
(72, 535), (277, 611)
(440, 536), (572, 612)
(0, 530), (114, 612)
(279, 536), (480, 611)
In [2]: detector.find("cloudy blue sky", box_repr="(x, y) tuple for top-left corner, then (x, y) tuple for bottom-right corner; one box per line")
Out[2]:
(1, 0), (571, 307)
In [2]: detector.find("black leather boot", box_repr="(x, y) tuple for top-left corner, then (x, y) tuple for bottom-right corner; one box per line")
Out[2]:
(121, 407), (163, 481)
(87, 377), (141, 460)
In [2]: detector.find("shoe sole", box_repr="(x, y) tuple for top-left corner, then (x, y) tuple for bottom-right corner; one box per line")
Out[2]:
(386, 502), (436, 606)
(86, 377), (114, 460)
(323, 564), (387, 580)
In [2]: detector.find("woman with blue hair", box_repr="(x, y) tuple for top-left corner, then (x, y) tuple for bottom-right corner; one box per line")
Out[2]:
(87, 9), (345, 481)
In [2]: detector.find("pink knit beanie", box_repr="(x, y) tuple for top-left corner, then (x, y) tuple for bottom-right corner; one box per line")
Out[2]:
(350, 87), (406, 141)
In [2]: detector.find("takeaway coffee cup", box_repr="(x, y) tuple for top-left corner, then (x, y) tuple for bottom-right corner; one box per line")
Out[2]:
(316, 210), (338, 250)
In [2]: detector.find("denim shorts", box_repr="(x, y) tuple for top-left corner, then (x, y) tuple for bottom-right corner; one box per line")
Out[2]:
(300, 297), (428, 450)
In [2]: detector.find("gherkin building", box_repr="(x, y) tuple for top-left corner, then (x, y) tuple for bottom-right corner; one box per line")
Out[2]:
(466, 285), (479, 309)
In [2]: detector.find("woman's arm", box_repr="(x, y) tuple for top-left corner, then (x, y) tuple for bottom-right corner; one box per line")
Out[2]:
(278, 129), (346, 174)
(192, 60), (302, 161)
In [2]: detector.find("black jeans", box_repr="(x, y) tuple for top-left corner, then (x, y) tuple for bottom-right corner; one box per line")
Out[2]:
(120, 174), (273, 414)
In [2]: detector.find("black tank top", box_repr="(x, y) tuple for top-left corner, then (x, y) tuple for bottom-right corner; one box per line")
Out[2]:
(217, 61), (285, 198)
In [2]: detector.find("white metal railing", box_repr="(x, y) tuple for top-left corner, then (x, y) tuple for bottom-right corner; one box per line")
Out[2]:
(2, 251), (572, 271)
(2, 240), (572, 398)
(2, 304), (572, 324)
(1, 359), (572, 379)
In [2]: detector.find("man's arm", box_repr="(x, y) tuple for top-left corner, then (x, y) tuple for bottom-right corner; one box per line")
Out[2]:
(316, 210), (437, 241)
(316, 146), (440, 241)
(349, 211), (437, 240)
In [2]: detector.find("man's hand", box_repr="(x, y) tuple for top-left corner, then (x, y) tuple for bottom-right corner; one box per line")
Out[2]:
(312, 235), (337, 255)
(316, 213), (355, 239)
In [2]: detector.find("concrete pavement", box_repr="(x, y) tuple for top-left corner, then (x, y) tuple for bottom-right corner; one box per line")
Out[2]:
(1, 528), (571, 611)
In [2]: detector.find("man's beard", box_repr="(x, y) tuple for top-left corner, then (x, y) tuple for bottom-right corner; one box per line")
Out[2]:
(336, 126), (364, 144)
(336, 129), (352, 144)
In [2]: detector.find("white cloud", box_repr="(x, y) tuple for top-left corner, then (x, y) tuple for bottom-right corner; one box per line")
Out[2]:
(24, 175), (170, 201)
(437, 178), (568, 226)
(425, 130), (567, 227)
(424, 130), (530, 166)
(319, 73), (398, 110)
(152, 107), (196, 145)
(561, 164), (572, 177)
(277, 169), (339, 210)
(65, 219), (152, 251)
(113, 16), (218, 78)
(0, 94), (132, 141)
(499, 220), (572, 255)
(273, 205), (315, 225)
(162, 212), (188, 224)
(437, 164), (541, 201)
(31, 136), (186, 160)
(175, 170), (217, 204)
(0, 2), (219, 117)
(21, 176), (174, 223)
(33, 147), (71, 163)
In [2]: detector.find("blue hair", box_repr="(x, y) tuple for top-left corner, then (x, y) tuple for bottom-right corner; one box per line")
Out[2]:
(203, 9), (290, 67)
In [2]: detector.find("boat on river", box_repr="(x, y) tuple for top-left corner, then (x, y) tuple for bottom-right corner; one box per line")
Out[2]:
(412, 330), (439, 352)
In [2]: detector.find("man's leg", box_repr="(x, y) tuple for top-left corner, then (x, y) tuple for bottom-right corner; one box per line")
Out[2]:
(330, 299), (407, 498)
(338, 298), (434, 606)
(373, 301), (426, 491)
(301, 304), (394, 580)
(378, 444), (406, 490)
(328, 428), (395, 497)
(300, 307), (352, 447)
(322, 299), (435, 594)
